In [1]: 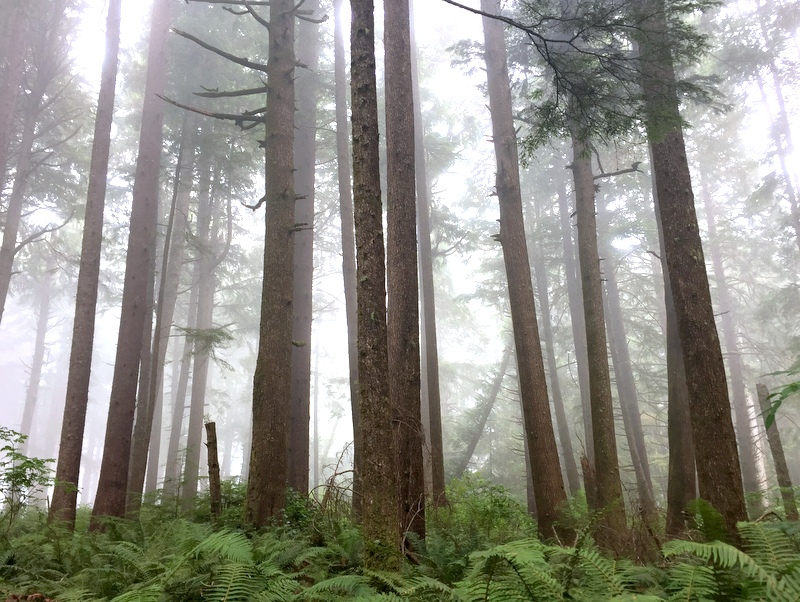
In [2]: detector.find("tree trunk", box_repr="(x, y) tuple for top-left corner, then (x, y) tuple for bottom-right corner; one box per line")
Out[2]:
(481, 0), (569, 541)
(556, 176), (594, 469)
(19, 261), (54, 455)
(409, 0), (447, 508)
(597, 201), (657, 520)
(129, 120), (196, 512)
(162, 285), (198, 500)
(639, 3), (747, 539)
(385, 0), (426, 542)
(182, 163), (216, 511)
(288, 0), (321, 495)
(205, 422), (222, 519)
(49, 0), (122, 528)
(570, 141), (628, 553)
(333, 0), (361, 511)
(245, 0), (297, 526)
(532, 243), (581, 495)
(350, 0), (401, 568)
(453, 346), (512, 479)
(91, 0), (171, 526)
(757, 383), (798, 521)
(699, 176), (761, 516)
(0, 2), (27, 207)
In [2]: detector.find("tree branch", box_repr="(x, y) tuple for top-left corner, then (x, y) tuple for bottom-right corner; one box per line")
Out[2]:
(171, 27), (269, 73)
(195, 84), (269, 98)
(158, 95), (266, 126)
(14, 214), (73, 255)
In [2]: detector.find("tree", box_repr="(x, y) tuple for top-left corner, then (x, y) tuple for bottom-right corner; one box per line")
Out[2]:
(480, 0), (569, 541)
(49, 0), (123, 528)
(385, 0), (426, 541)
(288, 0), (322, 496)
(350, 0), (401, 567)
(245, 0), (297, 526)
(91, 0), (173, 526)
(637, 0), (747, 539)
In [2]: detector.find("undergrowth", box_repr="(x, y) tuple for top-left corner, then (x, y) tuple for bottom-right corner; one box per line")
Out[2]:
(1, 476), (800, 601)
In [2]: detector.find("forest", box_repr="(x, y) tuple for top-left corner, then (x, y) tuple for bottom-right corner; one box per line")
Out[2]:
(1, 0), (800, 598)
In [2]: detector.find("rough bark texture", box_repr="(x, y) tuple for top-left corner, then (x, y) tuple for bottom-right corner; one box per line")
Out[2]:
(205, 422), (222, 519)
(532, 244), (581, 495)
(409, 0), (447, 508)
(288, 0), (321, 495)
(570, 142), (628, 553)
(333, 0), (360, 508)
(350, 0), (401, 568)
(385, 0), (426, 541)
(90, 0), (171, 527)
(556, 177), (594, 468)
(245, 0), (297, 526)
(50, 0), (122, 528)
(639, 5), (747, 539)
(700, 178), (761, 515)
(481, 0), (569, 541)
(453, 347), (511, 479)
(757, 383), (798, 521)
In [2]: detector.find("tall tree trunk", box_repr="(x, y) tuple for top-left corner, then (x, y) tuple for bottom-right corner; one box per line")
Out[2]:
(91, 0), (171, 526)
(757, 383), (798, 521)
(182, 164), (216, 510)
(532, 246), (581, 495)
(49, 0), (122, 528)
(556, 176), (594, 469)
(385, 0), (425, 542)
(245, 0), (297, 526)
(19, 261), (54, 455)
(288, 0), (321, 495)
(162, 284), (199, 500)
(699, 175), (761, 516)
(597, 201), (656, 519)
(639, 3), (747, 539)
(570, 141), (628, 553)
(409, 0), (447, 508)
(129, 121), (196, 511)
(481, 0), (569, 541)
(350, 0), (401, 568)
(453, 346), (512, 479)
(333, 0), (361, 511)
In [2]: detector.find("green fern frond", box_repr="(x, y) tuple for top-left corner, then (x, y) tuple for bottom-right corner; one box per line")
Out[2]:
(191, 529), (253, 564)
(665, 562), (717, 602)
(300, 573), (376, 599)
(739, 522), (797, 574)
(109, 583), (164, 602)
(576, 547), (626, 597)
(204, 562), (265, 602)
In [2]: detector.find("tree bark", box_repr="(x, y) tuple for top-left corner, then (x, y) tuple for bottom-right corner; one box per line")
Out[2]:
(385, 0), (426, 542)
(205, 421), (222, 519)
(245, 0), (297, 526)
(91, 0), (171, 526)
(556, 176), (594, 469)
(50, 0), (122, 528)
(570, 141), (628, 553)
(350, 0), (401, 568)
(288, 0), (321, 495)
(757, 383), (798, 521)
(639, 3), (747, 539)
(481, 0), (569, 541)
(409, 0), (447, 508)
(333, 0), (361, 511)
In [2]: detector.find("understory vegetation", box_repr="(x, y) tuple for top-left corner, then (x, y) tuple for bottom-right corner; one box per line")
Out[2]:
(3, 471), (800, 601)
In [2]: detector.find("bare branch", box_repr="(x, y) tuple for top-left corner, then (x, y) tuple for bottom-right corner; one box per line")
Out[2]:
(158, 95), (267, 126)
(14, 214), (73, 255)
(593, 162), (642, 180)
(171, 27), (269, 72)
(195, 84), (269, 98)
(243, 0), (271, 29)
(243, 195), (267, 210)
